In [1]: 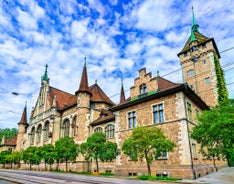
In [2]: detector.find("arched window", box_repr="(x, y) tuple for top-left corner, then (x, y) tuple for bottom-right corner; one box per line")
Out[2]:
(105, 124), (115, 139)
(44, 121), (50, 141)
(30, 127), (35, 145)
(63, 119), (70, 137)
(94, 127), (103, 133)
(140, 84), (147, 95)
(36, 124), (42, 143)
(73, 116), (77, 137)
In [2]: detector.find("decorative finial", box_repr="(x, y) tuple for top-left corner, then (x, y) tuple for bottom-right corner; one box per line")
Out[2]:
(157, 70), (159, 76)
(84, 56), (86, 65)
(95, 79), (97, 84)
(192, 6), (199, 32)
(41, 64), (49, 82)
(25, 101), (27, 107)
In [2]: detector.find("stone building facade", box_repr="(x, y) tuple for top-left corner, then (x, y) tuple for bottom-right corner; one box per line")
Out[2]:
(1, 10), (227, 179)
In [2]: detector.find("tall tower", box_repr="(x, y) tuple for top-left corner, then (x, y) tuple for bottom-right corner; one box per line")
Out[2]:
(16, 103), (28, 151)
(75, 58), (92, 141)
(178, 8), (222, 107)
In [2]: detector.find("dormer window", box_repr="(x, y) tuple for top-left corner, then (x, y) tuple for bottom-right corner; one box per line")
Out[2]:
(191, 46), (198, 52)
(140, 84), (147, 95)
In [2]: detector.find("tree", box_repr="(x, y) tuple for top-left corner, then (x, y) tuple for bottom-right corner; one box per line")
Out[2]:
(7, 151), (22, 168)
(191, 100), (234, 168)
(122, 126), (175, 176)
(80, 132), (119, 173)
(79, 142), (93, 172)
(41, 144), (55, 170)
(55, 137), (78, 172)
(22, 146), (42, 170)
(0, 150), (11, 168)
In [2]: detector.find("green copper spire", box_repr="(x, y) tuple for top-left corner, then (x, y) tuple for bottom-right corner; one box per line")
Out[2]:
(41, 64), (49, 82)
(192, 6), (199, 32)
(190, 28), (197, 42)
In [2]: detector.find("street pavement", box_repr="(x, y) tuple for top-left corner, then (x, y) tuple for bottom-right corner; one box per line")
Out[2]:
(0, 167), (233, 184)
(182, 167), (234, 184)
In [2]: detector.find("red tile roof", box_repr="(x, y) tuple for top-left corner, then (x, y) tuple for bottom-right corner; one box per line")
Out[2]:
(5, 136), (17, 146)
(49, 87), (77, 110)
(89, 83), (115, 106)
(156, 76), (178, 91)
(18, 105), (28, 125)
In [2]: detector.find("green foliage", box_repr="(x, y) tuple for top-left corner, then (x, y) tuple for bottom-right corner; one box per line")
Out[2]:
(0, 128), (18, 143)
(7, 151), (22, 166)
(191, 100), (234, 167)
(0, 150), (11, 165)
(41, 144), (55, 168)
(80, 132), (119, 173)
(22, 146), (42, 169)
(122, 126), (175, 176)
(214, 54), (228, 104)
(138, 175), (179, 181)
(55, 136), (78, 171)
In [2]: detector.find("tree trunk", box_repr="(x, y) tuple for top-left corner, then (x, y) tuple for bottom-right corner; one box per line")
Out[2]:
(145, 151), (151, 176)
(56, 160), (59, 170)
(212, 156), (218, 172)
(66, 158), (68, 172)
(44, 162), (47, 170)
(30, 163), (32, 170)
(95, 158), (99, 173)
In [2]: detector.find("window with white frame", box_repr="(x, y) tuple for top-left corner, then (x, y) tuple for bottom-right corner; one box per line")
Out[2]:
(63, 119), (70, 137)
(140, 84), (147, 95)
(128, 111), (136, 129)
(105, 124), (115, 138)
(187, 69), (194, 77)
(156, 151), (168, 159)
(187, 102), (192, 121)
(153, 103), (164, 123)
(36, 124), (42, 143)
(44, 121), (49, 141)
(73, 116), (77, 137)
(205, 77), (211, 83)
(94, 127), (103, 133)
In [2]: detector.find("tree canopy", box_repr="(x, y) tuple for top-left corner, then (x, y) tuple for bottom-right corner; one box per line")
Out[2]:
(80, 132), (119, 173)
(22, 146), (42, 170)
(191, 100), (234, 167)
(55, 136), (78, 171)
(122, 126), (175, 176)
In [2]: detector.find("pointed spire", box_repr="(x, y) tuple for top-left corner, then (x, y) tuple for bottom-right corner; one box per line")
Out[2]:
(75, 57), (91, 95)
(41, 64), (49, 82)
(190, 28), (197, 42)
(120, 79), (125, 104)
(18, 102), (28, 125)
(192, 6), (199, 32)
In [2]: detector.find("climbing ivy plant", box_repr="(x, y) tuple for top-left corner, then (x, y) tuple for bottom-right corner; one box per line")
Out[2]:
(214, 54), (228, 104)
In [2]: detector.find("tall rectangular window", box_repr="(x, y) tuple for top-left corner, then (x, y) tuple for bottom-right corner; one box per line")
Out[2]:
(187, 102), (192, 121)
(153, 103), (164, 123)
(128, 111), (136, 129)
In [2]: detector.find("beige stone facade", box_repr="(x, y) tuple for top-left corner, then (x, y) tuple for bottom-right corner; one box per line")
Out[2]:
(0, 14), (227, 179)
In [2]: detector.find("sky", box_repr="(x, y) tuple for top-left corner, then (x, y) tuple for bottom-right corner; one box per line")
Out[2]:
(0, 0), (234, 129)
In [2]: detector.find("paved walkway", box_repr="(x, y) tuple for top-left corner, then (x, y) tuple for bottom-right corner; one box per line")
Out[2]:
(182, 167), (234, 184)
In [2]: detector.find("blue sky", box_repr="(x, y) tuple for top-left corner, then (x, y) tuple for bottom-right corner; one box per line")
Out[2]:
(0, 0), (234, 129)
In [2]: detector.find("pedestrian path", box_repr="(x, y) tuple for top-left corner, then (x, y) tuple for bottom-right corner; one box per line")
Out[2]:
(182, 167), (234, 184)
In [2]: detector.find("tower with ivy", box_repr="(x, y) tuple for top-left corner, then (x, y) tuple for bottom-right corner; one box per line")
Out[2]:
(177, 8), (228, 107)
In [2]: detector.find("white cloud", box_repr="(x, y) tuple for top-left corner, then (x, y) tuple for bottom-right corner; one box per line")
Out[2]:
(17, 8), (38, 30)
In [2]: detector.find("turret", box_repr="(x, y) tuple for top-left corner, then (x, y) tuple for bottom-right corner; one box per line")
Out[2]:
(120, 79), (126, 104)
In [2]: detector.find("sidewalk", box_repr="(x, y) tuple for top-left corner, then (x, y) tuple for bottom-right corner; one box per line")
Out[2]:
(182, 167), (234, 184)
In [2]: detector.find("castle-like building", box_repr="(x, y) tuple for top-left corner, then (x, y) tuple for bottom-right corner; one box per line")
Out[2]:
(0, 10), (226, 179)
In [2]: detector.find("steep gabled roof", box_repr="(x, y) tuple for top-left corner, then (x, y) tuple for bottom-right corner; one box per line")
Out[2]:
(49, 87), (77, 110)
(156, 76), (179, 91)
(89, 83), (115, 106)
(179, 31), (210, 54)
(18, 105), (28, 125)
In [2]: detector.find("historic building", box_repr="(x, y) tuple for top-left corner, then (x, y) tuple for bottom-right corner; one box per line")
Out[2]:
(1, 10), (227, 179)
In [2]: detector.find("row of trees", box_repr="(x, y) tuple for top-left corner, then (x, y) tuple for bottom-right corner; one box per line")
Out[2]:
(0, 127), (175, 176)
